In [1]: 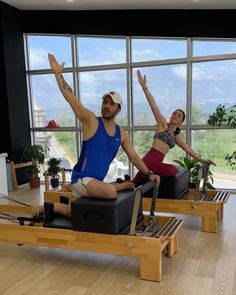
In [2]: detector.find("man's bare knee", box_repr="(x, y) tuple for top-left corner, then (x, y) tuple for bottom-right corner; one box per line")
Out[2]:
(87, 180), (117, 199)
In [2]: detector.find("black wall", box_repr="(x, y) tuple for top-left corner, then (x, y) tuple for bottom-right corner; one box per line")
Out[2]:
(0, 1), (30, 161)
(1, 0), (236, 161)
(21, 9), (236, 37)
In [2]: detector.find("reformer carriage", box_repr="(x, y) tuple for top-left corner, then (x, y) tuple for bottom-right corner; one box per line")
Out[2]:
(0, 181), (183, 282)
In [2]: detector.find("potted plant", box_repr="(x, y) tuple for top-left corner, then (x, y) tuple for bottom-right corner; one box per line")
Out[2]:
(47, 157), (61, 188)
(22, 144), (45, 188)
(174, 157), (214, 189)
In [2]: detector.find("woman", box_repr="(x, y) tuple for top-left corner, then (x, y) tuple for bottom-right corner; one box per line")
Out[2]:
(132, 70), (215, 186)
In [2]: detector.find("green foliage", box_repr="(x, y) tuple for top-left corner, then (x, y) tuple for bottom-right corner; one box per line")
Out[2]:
(174, 157), (199, 183)
(47, 157), (62, 178)
(22, 144), (45, 179)
(25, 165), (40, 179)
(22, 144), (45, 164)
(174, 157), (214, 189)
(225, 151), (236, 170)
(207, 104), (236, 127)
(174, 157), (199, 170)
(208, 104), (236, 170)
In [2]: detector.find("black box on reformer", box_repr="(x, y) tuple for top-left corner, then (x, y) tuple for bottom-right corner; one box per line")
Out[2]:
(158, 168), (189, 199)
(143, 168), (189, 199)
(71, 189), (143, 234)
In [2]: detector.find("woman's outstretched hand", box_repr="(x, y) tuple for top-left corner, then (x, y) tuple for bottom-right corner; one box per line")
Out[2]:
(48, 53), (65, 75)
(137, 70), (147, 88)
(148, 174), (161, 186)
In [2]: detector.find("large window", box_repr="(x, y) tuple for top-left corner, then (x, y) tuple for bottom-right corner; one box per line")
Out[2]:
(24, 35), (236, 189)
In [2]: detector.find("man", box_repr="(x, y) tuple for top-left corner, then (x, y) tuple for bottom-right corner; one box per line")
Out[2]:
(45, 53), (160, 217)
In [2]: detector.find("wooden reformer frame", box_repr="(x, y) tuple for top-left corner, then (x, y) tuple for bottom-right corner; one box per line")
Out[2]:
(143, 189), (230, 233)
(143, 164), (230, 233)
(0, 182), (183, 282)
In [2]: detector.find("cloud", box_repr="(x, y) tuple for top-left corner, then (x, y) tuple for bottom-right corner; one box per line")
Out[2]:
(29, 48), (48, 69)
(172, 65), (186, 79)
(132, 48), (160, 60)
(79, 48), (125, 66)
(193, 62), (236, 81)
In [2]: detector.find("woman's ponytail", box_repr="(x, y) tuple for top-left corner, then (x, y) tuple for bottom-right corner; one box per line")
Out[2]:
(174, 127), (181, 135)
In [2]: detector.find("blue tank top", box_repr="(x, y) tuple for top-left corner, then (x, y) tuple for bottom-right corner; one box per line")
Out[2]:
(71, 117), (121, 183)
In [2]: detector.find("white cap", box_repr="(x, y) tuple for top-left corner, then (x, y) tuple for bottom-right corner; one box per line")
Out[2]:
(102, 91), (122, 105)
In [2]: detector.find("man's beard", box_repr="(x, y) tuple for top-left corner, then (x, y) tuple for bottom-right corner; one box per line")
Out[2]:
(102, 109), (117, 120)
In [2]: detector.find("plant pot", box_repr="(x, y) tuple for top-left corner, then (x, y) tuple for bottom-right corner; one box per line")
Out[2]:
(51, 178), (60, 188)
(188, 181), (196, 189)
(30, 176), (40, 189)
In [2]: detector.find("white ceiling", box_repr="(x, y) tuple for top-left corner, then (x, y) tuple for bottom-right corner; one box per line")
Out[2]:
(2, 0), (236, 10)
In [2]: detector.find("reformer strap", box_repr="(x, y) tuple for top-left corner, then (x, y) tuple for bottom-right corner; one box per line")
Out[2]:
(201, 163), (210, 192)
(129, 181), (158, 236)
(0, 212), (19, 223)
(196, 163), (210, 191)
(0, 193), (30, 207)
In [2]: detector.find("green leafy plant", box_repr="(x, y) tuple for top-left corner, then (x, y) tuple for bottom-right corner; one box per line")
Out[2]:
(47, 157), (61, 179)
(47, 157), (62, 188)
(225, 151), (236, 170)
(208, 104), (236, 170)
(174, 157), (214, 189)
(208, 104), (236, 127)
(22, 144), (45, 179)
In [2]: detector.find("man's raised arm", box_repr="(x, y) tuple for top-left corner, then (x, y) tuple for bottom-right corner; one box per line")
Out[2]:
(48, 53), (93, 123)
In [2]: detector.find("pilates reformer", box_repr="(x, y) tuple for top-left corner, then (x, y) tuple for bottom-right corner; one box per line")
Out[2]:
(0, 181), (183, 282)
(44, 163), (230, 233)
(142, 163), (230, 233)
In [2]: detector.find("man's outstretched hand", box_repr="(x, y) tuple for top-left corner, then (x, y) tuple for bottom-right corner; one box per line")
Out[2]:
(48, 53), (65, 75)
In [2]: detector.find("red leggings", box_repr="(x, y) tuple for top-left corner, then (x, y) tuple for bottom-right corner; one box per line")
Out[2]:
(132, 148), (178, 187)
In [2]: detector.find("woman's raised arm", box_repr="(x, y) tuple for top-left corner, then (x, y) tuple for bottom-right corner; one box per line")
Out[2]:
(137, 70), (167, 128)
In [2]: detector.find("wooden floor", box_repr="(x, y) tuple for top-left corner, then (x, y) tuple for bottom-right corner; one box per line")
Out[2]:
(0, 187), (236, 295)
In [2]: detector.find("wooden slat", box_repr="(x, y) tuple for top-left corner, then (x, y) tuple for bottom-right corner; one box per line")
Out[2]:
(213, 191), (230, 202)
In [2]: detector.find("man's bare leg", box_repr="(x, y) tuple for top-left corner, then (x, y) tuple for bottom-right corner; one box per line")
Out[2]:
(85, 179), (135, 199)
(31, 203), (71, 218)
(111, 181), (135, 192)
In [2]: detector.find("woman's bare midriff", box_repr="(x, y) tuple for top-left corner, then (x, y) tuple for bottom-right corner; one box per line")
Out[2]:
(152, 138), (170, 155)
